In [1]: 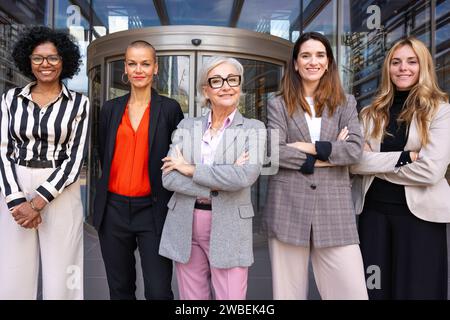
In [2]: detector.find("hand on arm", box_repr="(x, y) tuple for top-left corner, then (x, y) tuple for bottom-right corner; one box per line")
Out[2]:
(410, 151), (419, 162)
(11, 201), (42, 229)
(161, 145), (195, 177)
(234, 151), (249, 166)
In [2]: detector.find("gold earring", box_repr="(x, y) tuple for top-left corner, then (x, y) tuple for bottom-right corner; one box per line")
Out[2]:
(121, 73), (129, 84)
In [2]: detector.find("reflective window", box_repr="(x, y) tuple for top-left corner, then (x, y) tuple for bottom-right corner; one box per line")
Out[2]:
(436, 0), (450, 180)
(0, 1), (51, 93)
(157, 55), (190, 114)
(166, 0), (232, 26)
(237, 0), (300, 40)
(342, 0), (432, 106)
(92, 0), (160, 34)
(304, 0), (337, 48)
(54, 2), (91, 95)
(86, 65), (102, 219)
(436, 0), (450, 112)
(436, 0), (450, 20)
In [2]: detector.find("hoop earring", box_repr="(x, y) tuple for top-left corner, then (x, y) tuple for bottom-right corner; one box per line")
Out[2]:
(121, 73), (129, 84)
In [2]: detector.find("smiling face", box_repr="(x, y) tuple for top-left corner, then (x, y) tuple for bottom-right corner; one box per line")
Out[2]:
(124, 46), (158, 89)
(203, 62), (241, 110)
(389, 45), (420, 91)
(294, 39), (329, 88)
(30, 42), (62, 84)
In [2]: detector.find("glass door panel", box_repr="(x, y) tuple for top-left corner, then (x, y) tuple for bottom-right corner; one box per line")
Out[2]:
(156, 55), (192, 115)
(87, 65), (102, 220)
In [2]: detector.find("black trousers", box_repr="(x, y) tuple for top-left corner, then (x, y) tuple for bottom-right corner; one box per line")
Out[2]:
(359, 200), (448, 300)
(98, 192), (173, 300)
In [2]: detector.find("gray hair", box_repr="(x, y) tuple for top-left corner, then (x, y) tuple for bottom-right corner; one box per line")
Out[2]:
(197, 56), (244, 108)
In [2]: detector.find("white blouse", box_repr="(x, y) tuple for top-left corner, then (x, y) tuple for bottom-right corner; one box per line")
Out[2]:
(304, 97), (322, 143)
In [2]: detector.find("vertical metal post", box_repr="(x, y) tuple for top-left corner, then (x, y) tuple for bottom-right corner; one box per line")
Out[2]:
(47, 0), (55, 28)
(430, 0), (436, 62)
(336, 0), (343, 73)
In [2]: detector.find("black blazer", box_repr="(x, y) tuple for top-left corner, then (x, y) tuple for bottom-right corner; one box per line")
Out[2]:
(93, 88), (184, 232)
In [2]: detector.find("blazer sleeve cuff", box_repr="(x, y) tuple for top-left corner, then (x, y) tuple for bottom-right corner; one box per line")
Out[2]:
(36, 182), (59, 203)
(395, 151), (413, 168)
(299, 154), (316, 174)
(315, 141), (332, 161)
(6, 191), (27, 210)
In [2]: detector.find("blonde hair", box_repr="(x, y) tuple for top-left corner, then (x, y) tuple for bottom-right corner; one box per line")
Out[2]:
(197, 56), (244, 107)
(360, 37), (448, 145)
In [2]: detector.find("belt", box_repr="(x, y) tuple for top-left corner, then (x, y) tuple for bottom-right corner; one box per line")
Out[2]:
(194, 202), (212, 211)
(16, 159), (65, 168)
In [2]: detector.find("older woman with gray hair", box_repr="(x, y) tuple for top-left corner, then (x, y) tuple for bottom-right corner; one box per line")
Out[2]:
(159, 56), (266, 300)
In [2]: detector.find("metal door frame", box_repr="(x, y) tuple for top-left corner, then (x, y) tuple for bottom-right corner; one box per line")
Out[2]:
(87, 25), (293, 115)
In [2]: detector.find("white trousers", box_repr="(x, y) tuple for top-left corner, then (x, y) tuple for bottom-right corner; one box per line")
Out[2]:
(0, 165), (83, 300)
(269, 237), (368, 300)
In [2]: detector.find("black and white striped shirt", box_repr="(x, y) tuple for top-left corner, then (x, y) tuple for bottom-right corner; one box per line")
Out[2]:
(0, 82), (90, 210)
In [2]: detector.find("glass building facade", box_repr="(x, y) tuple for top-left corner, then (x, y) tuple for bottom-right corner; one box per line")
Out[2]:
(1, 0), (449, 221)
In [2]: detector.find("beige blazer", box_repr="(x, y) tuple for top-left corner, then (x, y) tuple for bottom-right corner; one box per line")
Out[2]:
(351, 102), (450, 223)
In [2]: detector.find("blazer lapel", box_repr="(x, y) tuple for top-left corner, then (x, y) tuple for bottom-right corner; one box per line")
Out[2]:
(148, 88), (162, 154)
(192, 117), (206, 164)
(404, 114), (421, 151)
(214, 111), (244, 164)
(319, 107), (334, 141)
(291, 108), (312, 142)
(107, 93), (129, 160)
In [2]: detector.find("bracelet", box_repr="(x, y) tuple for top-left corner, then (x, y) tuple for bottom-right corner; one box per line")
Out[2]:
(30, 199), (40, 211)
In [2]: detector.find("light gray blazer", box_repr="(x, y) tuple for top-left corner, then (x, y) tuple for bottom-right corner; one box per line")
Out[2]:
(158, 110), (266, 268)
(351, 102), (450, 223)
(263, 94), (363, 248)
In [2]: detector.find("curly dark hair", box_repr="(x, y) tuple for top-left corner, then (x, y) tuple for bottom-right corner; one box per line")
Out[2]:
(12, 26), (81, 80)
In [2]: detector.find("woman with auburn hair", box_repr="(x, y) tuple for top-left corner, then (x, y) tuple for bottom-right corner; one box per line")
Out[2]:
(351, 37), (450, 299)
(263, 32), (367, 300)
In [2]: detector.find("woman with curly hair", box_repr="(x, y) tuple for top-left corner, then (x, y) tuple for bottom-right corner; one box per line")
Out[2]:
(0, 26), (89, 299)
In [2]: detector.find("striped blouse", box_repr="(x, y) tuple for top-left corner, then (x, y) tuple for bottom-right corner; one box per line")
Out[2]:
(0, 82), (90, 210)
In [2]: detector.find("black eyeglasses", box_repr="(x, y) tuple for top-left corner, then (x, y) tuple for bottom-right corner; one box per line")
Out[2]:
(207, 75), (241, 89)
(29, 54), (62, 66)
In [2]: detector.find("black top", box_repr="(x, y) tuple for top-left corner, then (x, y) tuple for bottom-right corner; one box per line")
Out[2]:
(366, 90), (411, 205)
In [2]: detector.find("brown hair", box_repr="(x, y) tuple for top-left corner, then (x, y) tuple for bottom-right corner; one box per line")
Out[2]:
(360, 37), (448, 145)
(280, 32), (346, 117)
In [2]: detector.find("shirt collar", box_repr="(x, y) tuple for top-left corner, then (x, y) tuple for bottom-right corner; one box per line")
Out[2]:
(207, 109), (237, 131)
(18, 81), (73, 100)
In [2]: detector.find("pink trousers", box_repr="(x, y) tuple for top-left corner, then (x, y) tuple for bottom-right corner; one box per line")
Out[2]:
(175, 209), (248, 300)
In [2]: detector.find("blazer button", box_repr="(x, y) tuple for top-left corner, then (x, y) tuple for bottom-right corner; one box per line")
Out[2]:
(310, 184), (317, 190)
(211, 191), (219, 197)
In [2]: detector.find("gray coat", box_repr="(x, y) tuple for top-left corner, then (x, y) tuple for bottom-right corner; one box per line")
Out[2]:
(158, 110), (266, 268)
(263, 95), (363, 248)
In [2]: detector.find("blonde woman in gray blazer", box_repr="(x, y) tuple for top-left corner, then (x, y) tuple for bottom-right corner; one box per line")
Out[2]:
(351, 37), (450, 300)
(263, 32), (368, 300)
(159, 57), (266, 300)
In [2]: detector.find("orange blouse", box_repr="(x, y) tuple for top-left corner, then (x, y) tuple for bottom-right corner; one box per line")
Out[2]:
(108, 104), (151, 196)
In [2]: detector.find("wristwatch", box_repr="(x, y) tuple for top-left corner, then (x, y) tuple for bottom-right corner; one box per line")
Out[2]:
(30, 199), (40, 211)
